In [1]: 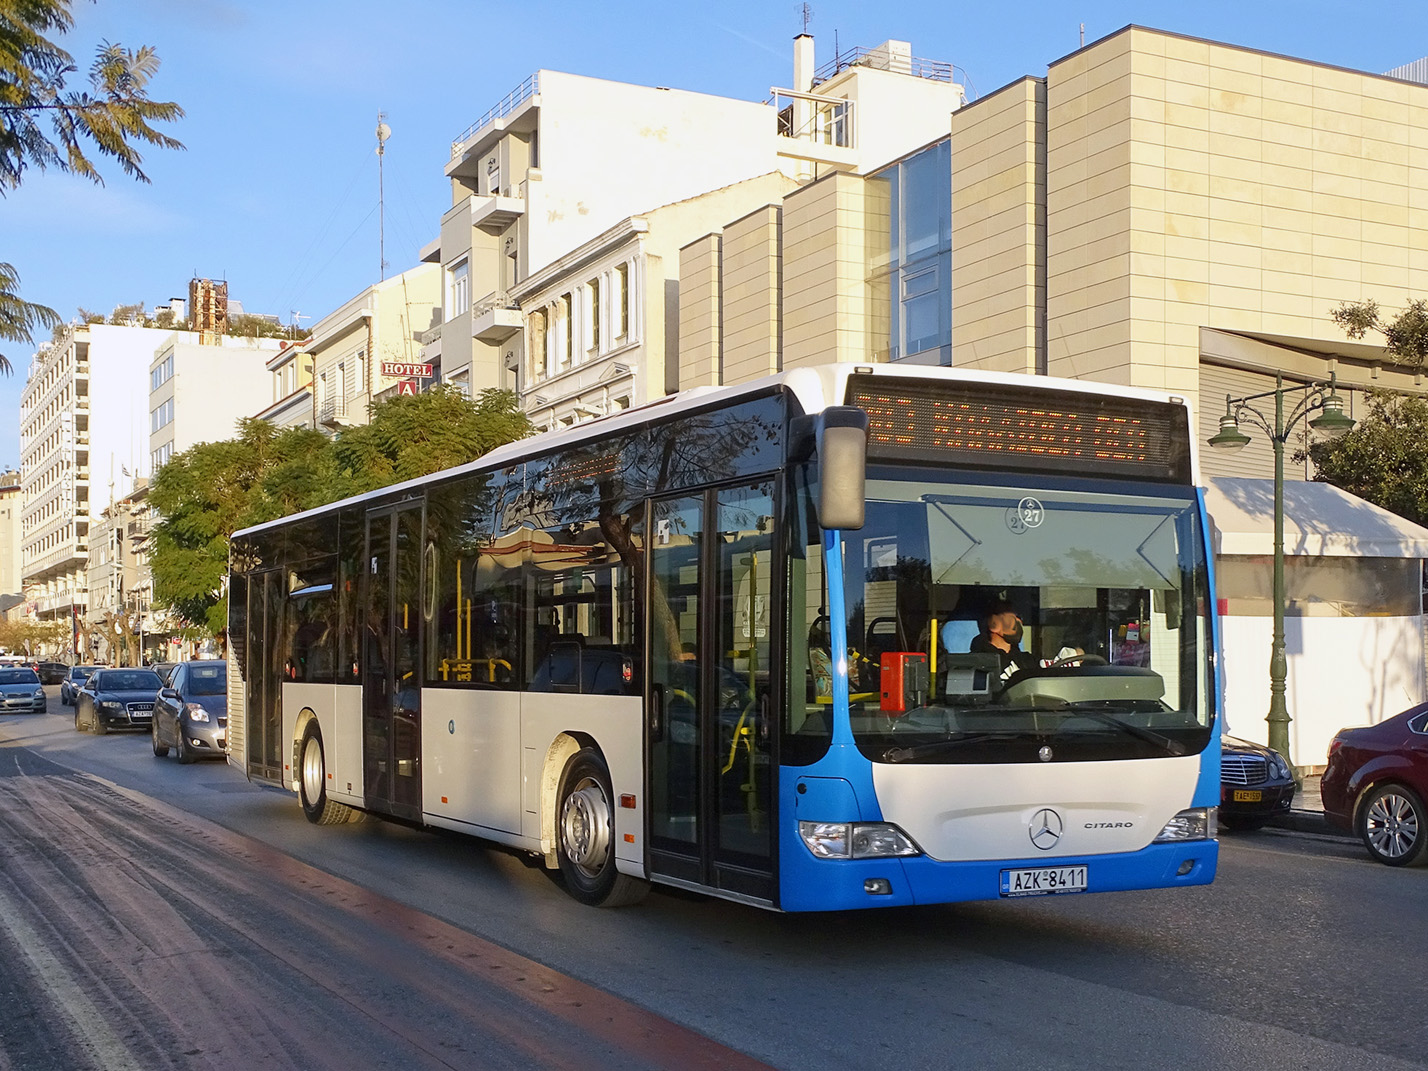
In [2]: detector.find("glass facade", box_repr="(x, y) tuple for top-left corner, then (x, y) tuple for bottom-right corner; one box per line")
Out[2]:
(868, 139), (952, 365)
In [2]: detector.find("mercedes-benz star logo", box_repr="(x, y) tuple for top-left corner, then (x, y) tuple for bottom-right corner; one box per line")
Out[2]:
(1029, 808), (1063, 851)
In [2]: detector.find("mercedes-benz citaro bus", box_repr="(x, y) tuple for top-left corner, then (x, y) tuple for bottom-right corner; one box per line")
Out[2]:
(227, 364), (1220, 911)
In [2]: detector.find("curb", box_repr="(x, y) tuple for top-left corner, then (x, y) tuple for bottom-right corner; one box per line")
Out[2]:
(1263, 808), (1353, 839)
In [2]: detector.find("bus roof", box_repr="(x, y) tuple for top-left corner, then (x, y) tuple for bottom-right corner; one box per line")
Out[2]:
(232, 363), (1199, 539)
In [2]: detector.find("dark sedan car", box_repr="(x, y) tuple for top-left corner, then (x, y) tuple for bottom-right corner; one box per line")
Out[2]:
(74, 668), (164, 734)
(61, 664), (103, 706)
(151, 660), (228, 763)
(1218, 734), (1296, 831)
(36, 661), (69, 685)
(1322, 703), (1428, 867)
(0, 668), (47, 713)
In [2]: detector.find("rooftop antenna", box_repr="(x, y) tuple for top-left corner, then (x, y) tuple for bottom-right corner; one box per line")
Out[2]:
(800, 2), (813, 32)
(290, 310), (309, 339)
(1080, 23), (1085, 48)
(376, 111), (392, 281)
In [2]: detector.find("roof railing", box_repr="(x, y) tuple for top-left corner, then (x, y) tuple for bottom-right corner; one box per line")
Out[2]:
(451, 73), (540, 158)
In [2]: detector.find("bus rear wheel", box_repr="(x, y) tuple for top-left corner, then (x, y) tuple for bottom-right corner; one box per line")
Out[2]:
(556, 748), (648, 907)
(299, 723), (357, 826)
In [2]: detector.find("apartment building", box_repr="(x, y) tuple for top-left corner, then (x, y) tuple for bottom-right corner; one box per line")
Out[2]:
(0, 470), (21, 598)
(255, 342), (315, 430)
(86, 479), (157, 665)
(421, 36), (966, 416)
(20, 322), (181, 626)
(307, 264), (440, 431)
(148, 333), (287, 471)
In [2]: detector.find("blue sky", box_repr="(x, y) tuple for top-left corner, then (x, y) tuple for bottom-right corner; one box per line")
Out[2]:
(3, 0), (1427, 466)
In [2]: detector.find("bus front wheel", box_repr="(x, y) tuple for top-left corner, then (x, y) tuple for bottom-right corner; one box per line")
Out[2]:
(299, 723), (357, 826)
(556, 748), (648, 908)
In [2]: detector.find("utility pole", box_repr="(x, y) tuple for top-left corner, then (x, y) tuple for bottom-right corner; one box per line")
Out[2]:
(376, 112), (391, 282)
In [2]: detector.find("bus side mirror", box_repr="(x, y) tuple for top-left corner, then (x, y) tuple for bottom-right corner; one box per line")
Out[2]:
(816, 406), (868, 531)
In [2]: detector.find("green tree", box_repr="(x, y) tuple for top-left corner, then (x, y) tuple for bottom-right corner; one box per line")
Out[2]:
(150, 420), (332, 642)
(331, 386), (533, 496)
(1304, 389), (1428, 528)
(0, 0), (183, 369)
(149, 389), (533, 646)
(1331, 298), (1428, 370)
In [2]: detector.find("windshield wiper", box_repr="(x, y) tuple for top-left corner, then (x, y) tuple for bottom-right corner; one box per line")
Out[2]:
(1055, 706), (1186, 756)
(883, 732), (1011, 763)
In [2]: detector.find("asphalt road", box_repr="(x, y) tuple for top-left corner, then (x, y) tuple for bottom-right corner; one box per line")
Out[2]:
(2, 693), (1425, 1070)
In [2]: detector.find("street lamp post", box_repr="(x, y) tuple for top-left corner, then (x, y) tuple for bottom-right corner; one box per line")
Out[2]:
(1207, 371), (1355, 776)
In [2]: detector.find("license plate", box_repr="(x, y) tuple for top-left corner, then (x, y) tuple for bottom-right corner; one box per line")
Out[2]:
(1233, 789), (1262, 802)
(1000, 865), (1088, 897)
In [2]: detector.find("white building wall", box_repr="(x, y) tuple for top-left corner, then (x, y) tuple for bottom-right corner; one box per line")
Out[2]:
(519, 71), (782, 275)
(150, 337), (282, 468)
(86, 325), (176, 497)
(1219, 615), (1426, 768)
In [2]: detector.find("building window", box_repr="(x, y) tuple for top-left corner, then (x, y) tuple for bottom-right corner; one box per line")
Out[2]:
(528, 309), (548, 379)
(869, 139), (951, 364)
(615, 263), (629, 340)
(557, 294), (573, 369)
(587, 277), (601, 356)
(150, 353), (174, 392)
(149, 398), (174, 433)
(448, 259), (470, 318)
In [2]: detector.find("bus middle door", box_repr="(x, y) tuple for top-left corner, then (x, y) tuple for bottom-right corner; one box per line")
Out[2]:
(363, 503), (424, 821)
(647, 482), (775, 902)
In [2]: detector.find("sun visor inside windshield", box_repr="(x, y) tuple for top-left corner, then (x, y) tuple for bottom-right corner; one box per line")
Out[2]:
(926, 498), (1183, 590)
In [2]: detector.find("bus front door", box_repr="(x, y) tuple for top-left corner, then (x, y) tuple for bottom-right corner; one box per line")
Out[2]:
(648, 483), (774, 902)
(363, 503), (424, 821)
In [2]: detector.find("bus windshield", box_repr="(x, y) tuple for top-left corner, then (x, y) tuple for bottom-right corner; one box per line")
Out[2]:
(789, 466), (1213, 765)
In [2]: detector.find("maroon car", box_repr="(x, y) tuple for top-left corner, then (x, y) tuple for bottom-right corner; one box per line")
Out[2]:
(1321, 702), (1428, 867)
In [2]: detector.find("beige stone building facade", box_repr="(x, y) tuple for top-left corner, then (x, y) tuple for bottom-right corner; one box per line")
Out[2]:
(947, 25), (1428, 481)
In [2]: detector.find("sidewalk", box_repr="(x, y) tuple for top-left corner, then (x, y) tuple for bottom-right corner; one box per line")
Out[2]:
(1263, 773), (1351, 837)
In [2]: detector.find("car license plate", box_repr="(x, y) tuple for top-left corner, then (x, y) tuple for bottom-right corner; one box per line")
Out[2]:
(1000, 865), (1088, 897)
(1233, 789), (1262, 802)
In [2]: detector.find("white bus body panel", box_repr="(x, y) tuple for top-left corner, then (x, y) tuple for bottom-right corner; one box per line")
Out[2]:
(872, 756), (1200, 860)
(326, 685), (363, 806)
(520, 693), (645, 870)
(422, 688), (523, 833)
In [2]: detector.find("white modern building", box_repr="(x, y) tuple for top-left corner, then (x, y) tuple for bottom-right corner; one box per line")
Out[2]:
(149, 333), (287, 471)
(20, 322), (180, 625)
(421, 36), (967, 413)
(0, 469), (21, 598)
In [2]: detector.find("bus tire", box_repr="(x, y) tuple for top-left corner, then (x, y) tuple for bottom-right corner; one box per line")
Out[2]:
(556, 748), (648, 908)
(299, 723), (356, 826)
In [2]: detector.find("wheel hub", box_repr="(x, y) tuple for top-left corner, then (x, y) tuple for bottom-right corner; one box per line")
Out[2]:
(561, 779), (612, 877)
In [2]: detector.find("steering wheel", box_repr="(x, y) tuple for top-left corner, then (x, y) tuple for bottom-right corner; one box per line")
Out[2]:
(1046, 653), (1108, 668)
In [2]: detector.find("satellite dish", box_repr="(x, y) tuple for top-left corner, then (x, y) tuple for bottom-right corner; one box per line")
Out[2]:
(376, 121), (391, 143)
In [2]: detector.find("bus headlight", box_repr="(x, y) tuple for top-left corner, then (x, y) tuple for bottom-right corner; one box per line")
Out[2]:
(1153, 807), (1217, 842)
(799, 821), (921, 859)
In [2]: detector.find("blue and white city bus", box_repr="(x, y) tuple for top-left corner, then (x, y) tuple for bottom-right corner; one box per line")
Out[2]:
(227, 364), (1220, 911)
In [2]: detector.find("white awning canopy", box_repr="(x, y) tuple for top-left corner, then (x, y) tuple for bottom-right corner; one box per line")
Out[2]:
(1204, 476), (1428, 558)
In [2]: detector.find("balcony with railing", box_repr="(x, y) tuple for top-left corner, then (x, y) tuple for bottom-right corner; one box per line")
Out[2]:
(472, 291), (522, 343)
(451, 74), (540, 159)
(810, 45), (959, 86)
(769, 89), (857, 169)
(318, 397), (347, 427)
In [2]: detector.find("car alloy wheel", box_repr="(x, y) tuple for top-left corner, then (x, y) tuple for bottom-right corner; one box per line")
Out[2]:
(1358, 784), (1428, 867)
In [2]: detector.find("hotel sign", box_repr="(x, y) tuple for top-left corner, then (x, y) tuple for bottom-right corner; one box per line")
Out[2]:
(381, 361), (432, 379)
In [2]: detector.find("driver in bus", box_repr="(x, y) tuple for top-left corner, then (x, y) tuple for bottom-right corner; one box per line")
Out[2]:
(969, 600), (1037, 684)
